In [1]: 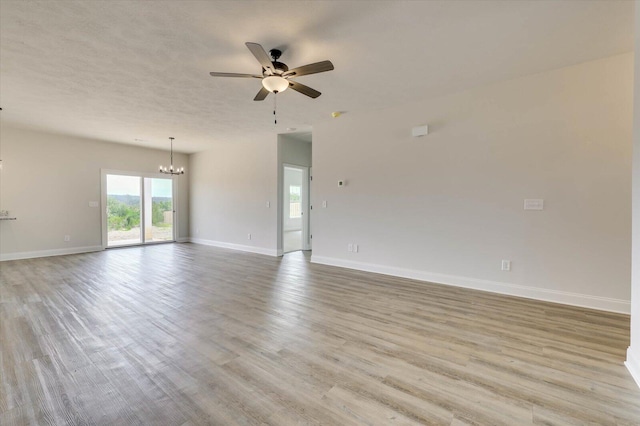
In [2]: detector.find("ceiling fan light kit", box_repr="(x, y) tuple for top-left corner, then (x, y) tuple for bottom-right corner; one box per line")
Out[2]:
(262, 75), (289, 93)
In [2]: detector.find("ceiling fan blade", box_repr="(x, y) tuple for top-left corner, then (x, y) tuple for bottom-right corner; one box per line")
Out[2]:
(246, 42), (274, 74)
(209, 72), (262, 78)
(254, 87), (269, 101)
(283, 60), (334, 78)
(288, 80), (321, 99)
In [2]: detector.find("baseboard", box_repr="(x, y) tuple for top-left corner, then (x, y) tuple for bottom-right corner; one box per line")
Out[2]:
(190, 237), (278, 257)
(176, 237), (190, 243)
(626, 347), (640, 389)
(310, 255), (630, 314)
(0, 245), (104, 262)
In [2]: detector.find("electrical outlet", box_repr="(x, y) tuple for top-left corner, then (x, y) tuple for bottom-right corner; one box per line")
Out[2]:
(248, 233), (252, 240)
(501, 260), (511, 271)
(348, 243), (353, 252)
(64, 235), (71, 242)
(266, 201), (270, 208)
(322, 200), (327, 208)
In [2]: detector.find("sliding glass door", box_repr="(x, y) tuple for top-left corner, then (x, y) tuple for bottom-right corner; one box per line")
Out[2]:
(106, 174), (142, 247)
(103, 172), (175, 248)
(145, 178), (174, 243)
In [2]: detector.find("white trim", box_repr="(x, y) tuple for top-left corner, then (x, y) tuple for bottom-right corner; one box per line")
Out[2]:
(626, 347), (640, 389)
(176, 237), (190, 243)
(1, 245), (103, 262)
(190, 237), (278, 257)
(310, 255), (630, 314)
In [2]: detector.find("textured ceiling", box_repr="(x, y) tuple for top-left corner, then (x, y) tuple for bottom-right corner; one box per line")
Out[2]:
(0, 0), (634, 153)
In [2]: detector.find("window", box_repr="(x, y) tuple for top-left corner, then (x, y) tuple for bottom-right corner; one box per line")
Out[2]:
(289, 185), (301, 218)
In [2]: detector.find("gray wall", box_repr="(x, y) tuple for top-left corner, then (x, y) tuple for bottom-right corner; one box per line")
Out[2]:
(311, 53), (633, 313)
(0, 126), (190, 259)
(5, 51), (633, 319)
(189, 138), (278, 255)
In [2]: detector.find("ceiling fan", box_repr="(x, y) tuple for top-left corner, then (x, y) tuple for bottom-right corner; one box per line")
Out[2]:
(209, 42), (334, 101)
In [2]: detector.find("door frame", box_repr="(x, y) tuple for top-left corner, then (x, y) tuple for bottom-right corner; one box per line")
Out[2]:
(100, 169), (179, 249)
(281, 163), (311, 252)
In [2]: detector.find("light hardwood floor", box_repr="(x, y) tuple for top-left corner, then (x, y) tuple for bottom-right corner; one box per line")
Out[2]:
(1, 243), (639, 425)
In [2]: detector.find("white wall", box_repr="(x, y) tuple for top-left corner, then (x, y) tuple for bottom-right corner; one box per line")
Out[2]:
(626, 0), (640, 387)
(0, 125), (189, 260)
(189, 137), (278, 256)
(312, 53), (633, 313)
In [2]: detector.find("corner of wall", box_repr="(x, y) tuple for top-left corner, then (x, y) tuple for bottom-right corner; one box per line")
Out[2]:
(626, 347), (640, 388)
(626, 0), (640, 386)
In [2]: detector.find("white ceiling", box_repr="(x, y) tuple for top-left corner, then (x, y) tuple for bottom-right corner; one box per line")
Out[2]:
(0, 0), (634, 153)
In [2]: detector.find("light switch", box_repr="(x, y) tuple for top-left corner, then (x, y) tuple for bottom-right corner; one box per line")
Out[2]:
(89, 201), (99, 208)
(322, 201), (327, 208)
(266, 201), (270, 208)
(524, 199), (544, 210)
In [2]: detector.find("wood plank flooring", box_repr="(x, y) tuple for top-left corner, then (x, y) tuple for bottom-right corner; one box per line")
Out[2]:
(1, 243), (639, 425)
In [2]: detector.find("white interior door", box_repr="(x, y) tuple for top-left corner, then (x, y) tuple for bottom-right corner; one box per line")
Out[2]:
(302, 167), (310, 250)
(308, 166), (312, 250)
(282, 165), (310, 253)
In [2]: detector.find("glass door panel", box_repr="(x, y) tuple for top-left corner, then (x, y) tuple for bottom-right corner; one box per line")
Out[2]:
(106, 175), (142, 247)
(145, 178), (174, 243)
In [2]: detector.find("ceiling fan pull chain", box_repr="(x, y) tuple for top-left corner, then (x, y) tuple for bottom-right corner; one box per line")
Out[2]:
(274, 92), (277, 125)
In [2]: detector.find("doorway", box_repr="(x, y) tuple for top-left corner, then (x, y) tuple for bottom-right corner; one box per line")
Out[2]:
(102, 171), (176, 248)
(277, 131), (312, 256)
(283, 165), (310, 253)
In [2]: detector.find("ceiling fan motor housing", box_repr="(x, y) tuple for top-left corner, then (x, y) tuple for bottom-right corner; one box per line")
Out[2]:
(266, 61), (288, 75)
(268, 49), (288, 74)
(269, 49), (282, 60)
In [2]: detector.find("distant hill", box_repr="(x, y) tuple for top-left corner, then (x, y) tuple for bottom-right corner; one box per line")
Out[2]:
(152, 197), (172, 203)
(108, 195), (171, 206)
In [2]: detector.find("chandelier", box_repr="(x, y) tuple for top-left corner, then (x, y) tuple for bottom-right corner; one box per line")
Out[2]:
(159, 137), (184, 175)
